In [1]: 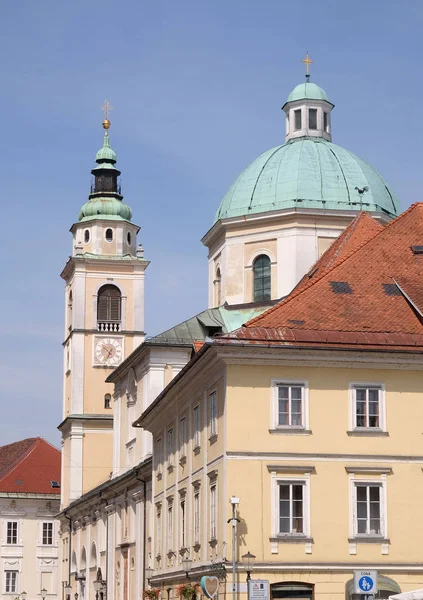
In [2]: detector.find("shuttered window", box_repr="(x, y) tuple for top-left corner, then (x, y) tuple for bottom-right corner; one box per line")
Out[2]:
(97, 285), (121, 322)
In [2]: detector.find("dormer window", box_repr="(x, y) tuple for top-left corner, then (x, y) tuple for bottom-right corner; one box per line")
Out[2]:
(294, 110), (302, 130)
(309, 109), (317, 130)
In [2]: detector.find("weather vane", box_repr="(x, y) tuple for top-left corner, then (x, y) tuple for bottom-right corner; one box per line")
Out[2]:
(101, 99), (113, 132)
(301, 52), (314, 80)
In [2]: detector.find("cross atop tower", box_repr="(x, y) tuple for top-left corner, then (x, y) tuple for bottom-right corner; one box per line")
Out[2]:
(101, 99), (113, 133)
(301, 51), (314, 80)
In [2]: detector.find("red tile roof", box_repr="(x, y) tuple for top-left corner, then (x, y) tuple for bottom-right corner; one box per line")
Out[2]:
(0, 438), (61, 494)
(226, 203), (423, 351)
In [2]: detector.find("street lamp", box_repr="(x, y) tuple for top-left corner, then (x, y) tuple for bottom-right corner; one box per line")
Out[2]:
(64, 584), (72, 600)
(41, 588), (48, 600)
(74, 594), (79, 600)
(21, 592), (27, 600)
(94, 579), (102, 600)
(145, 567), (154, 586)
(241, 551), (256, 582)
(181, 556), (192, 580)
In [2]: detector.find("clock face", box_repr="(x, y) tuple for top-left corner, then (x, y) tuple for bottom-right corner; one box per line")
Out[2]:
(94, 337), (123, 367)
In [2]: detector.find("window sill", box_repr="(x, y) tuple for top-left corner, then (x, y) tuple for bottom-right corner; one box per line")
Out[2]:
(349, 537), (390, 544)
(269, 428), (312, 435)
(209, 433), (218, 444)
(347, 429), (389, 437)
(270, 536), (313, 544)
(193, 446), (201, 456)
(179, 456), (187, 466)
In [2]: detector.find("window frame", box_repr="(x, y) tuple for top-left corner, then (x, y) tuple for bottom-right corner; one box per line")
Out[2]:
(308, 108), (318, 130)
(167, 501), (173, 552)
(294, 109), (302, 130)
(156, 506), (162, 557)
(350, 478), (387, 539)
(180, 497), (186, 549)
(193, 405), (200, 449)
(105, 228), (114, 243)
(42, 521), (54, 546)
(6, 521), (18, 545)
(210, 484), (217, 541)
(193, 490), (200, 545)
(167, 428), (174, 467)
(271, 379), (309, 431)
(5, 570), (18, 594)
(209, 391), (217, 439)
(349, 382), (386, 432)
(272, 476), (310, 538)
(179, 417), (186, 459)
(156, 437), (163, 476)
(253, 254), (271, 302)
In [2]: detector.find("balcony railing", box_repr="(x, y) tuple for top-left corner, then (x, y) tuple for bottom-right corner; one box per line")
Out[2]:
(97, 321), (121, 332)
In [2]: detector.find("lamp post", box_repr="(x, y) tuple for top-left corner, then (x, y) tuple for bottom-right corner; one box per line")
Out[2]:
(21, 592), (27, 600)
(145, 567), (154, 587)
(74, 593), (79, 600)
(41, 588), (47, 600)
(241, 551), (256, 582)
(181, 557), (192, 580)
(64, 584), (72, 600)
(94, 579), (102, 600)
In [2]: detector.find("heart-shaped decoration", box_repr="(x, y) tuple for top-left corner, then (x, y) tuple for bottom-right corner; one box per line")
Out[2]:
(200, 576), (219, 599)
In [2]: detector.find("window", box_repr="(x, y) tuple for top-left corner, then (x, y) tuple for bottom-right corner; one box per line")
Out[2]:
(352, 384), (384, 429)
(193, 405), (200, 448)
(209, 391), (217, 437)
(104, 393), (111, 409)
(97, 284), (121, 323)
(194, 491), (200, 544)
(84, 229), (90, 243)
(253, 255), (271, 301)
(167, 428), (173, 466)
(156, 508), (162, 556)
(309, 108), (317, 129)
(278, 482), (306, 535)
(354, 482), (384, 537)
(156, 437), (163, 475)
(214, 267), (221, 306)
(105, 228), (113, 242)
(167, 503), (173, 551)
(294, 109), (302, 130)
(127, 231), (132, 245)
(323, 112), (328, 132)
(5, 571), (17, 593)
(210, 485), (217, 540)
(42, 522), (53, 545)
(275, 383), (306, 428)
(179, 417), (186, 458)
(180, 499), (186, 548)
(6, 522), (17, 544)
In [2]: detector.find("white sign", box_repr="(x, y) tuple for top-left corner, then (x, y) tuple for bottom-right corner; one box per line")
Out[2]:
(248, 580), (269, 600)
(354, 570), (378, 595)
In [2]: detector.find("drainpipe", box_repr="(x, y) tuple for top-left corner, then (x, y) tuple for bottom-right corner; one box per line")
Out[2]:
(63, 513), (72, 589)
(135, 472), (147, 591)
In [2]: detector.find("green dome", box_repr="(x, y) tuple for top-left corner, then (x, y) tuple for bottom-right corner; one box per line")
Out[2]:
(286, 82), (330, 103)
(215, 138), (399, 222)
(78, 197), (132, 222)
(95, 134), (117, 162)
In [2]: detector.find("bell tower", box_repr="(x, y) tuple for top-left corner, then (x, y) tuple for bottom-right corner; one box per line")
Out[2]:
(59, 110), (149, 507)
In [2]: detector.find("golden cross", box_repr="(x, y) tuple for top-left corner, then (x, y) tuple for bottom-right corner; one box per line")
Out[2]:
(301, 52), (314, 76)
(101, 99), (114, 120)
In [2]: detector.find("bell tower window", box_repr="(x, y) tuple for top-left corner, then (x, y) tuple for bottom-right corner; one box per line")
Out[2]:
(104, 394), (111, 409)
(323, 112), (329, 132)
(214, 267), (221, 307)
(253, 255), (271, 301)
(309, 109), (317, 130)
(97, 284), (121, 331)
(294, 110), (302, 130)
(84, 230), (90, 244)
(105, 228), (113, 242)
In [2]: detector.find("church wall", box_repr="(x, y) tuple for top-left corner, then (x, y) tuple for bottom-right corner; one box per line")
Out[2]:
(82, 431), (113, 494)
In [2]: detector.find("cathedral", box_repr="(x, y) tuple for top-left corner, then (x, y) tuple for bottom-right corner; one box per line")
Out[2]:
(58, 60), (419, 600)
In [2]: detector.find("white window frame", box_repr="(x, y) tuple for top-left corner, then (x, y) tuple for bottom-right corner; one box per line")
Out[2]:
(156, 437), (163, 475)
(5, 570), (18, 594)
(42, 521), (54, 546)
(271, 379), (309, 430)
(6, 521), (18, 545)
(349, 382), (386, 431)
(209, 391), (217, 438)
(167, 502), (173, 552)
(179, 417), (186, 458)
(350, 477), (387, 539)
(271, 475), (310, 538)
(193, 405), (200, 449)
(156, 507), (162, 556)
(194, 490), (200, 544)
(210, 484), (217, 541)
(180, 498), (186, 549)
(167, 428), (173, 466)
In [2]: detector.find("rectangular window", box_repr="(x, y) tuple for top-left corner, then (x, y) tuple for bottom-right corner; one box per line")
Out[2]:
(209, 392), (217, 437)
(210, 485), (217, 540)
(353, 385), (382, 428)
(277, 384), (304, 427)
(180, 499), (186, 548)
(167, 503), (173, 551)
(323, 111), (328, 132)
(309, 108), (317, 129)
(180, 417), (186, 458)
(278, 482), (305, 535)
(6, 522), (17, 545)
(42, 522), (53, 545)
(194, 491), (200, 544)
(294, 109), (302, 130)
(193, 405), (200, 448)
(355, 483), (383, 536)
(167, 428), (173, 466)
(5, 571), (17, 593)
(156, 509), (162, 556)
(156, 437), (163, 473)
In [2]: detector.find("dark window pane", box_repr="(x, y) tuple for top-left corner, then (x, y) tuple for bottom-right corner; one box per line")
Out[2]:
(294, 110), (302, 130)
(279, 485), (289, 500)
(369, 519), (381, 534)
(357, 519), (367, 534)
(309, 109), (317, 129)
(253, 255), (271, 301)
(369, 487), (380, 502)
(279, 517), (290, 533)
(356, 487), (367, 501)
(323, 112), (328, 131)
(357, 502), (367, 519)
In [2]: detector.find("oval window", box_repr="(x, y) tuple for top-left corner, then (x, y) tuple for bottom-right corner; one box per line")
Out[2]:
(105, 228), (113, 242)
(84, 229), (90, 243)
(127, 231), (132, 245)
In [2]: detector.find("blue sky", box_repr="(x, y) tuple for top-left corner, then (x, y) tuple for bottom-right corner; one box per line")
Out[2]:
(0, 0), (420, 446)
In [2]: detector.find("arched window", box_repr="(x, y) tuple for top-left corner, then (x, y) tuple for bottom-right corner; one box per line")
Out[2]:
(104, 394), (111, 409)
(68, 290), (73, 331)
(84, 229), (90, 244)
(253, 255), (271, 301)
(214, 267), (221, 306)
(97, 285), (121, 328)
(105, 228), (113, 242)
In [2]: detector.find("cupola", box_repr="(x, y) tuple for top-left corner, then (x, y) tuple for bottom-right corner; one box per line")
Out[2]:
(282, 53), (334, 142)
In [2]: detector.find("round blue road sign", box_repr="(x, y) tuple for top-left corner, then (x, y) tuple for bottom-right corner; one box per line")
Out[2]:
(358, 577), (374, 592)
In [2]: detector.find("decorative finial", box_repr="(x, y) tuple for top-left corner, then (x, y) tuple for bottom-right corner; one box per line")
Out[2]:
(101, 99), (113, 134)
(301, 51), (314, 80)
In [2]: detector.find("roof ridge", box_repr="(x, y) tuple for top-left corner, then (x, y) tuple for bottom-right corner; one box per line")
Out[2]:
(0, 438), (38, 483)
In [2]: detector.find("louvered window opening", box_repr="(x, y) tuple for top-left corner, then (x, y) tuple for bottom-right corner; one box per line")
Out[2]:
(97, 285), (121, 332)
(93, 173), (118, 194)
(253, 255), (271, 301)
